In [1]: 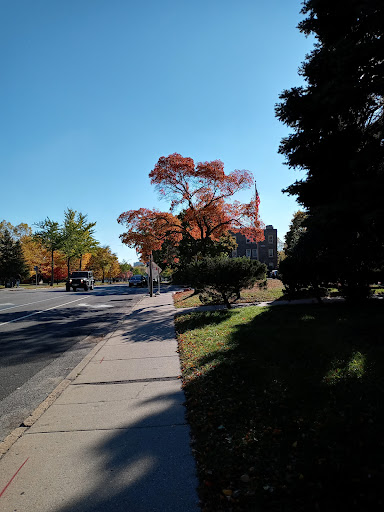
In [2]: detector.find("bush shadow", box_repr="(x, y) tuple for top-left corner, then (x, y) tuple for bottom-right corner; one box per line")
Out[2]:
(181, 301), (384, 511)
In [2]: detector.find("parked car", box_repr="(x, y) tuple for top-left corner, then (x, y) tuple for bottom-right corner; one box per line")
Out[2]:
(128, 274), (147, 287)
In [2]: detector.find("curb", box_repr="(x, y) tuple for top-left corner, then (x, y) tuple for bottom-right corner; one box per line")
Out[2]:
(0, 294), (146, 459)
(0, 334), (108, 459)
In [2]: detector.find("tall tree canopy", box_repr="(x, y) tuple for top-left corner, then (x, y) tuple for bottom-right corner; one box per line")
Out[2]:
(87, 246), (119, 283)
(118, 153), (264, 260)
(61, 209), (98, 276)
(34, 218), (63, 286)
(275, 0), (384, 294)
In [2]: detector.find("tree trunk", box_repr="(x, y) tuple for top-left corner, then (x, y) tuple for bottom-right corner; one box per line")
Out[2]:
(222, 292), (231, 309)
(51, 249), (54, 286)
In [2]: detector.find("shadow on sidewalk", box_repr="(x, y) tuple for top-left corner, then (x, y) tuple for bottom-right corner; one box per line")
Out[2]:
(54, 390), (198, 512)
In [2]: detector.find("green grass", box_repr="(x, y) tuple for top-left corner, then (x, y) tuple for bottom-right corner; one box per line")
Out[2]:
(175, 301), (384, 511)
(173, 279), (285, 308)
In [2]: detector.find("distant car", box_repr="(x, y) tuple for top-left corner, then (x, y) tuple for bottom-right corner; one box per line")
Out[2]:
(270, 269), (279, 279)
(128, 275), (147, 287)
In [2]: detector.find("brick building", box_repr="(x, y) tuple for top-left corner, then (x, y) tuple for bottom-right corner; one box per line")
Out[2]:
(230, 225), (278, 270)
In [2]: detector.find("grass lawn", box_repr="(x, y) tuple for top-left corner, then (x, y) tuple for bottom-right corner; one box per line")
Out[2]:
(175, 301), (384, 511)
(173, 279), (285, 308)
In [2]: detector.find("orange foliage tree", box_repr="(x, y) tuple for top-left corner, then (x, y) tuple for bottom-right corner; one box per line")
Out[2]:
(118, 153), (264, 260)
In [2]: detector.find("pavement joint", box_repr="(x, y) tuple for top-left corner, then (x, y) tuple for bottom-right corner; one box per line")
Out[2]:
(71, 376), (181, 385)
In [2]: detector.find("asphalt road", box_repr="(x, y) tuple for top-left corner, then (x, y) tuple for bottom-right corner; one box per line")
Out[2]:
(0, 284), (146, 442)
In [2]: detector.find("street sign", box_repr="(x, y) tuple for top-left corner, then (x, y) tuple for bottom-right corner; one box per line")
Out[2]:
(145, 262), (162, 278)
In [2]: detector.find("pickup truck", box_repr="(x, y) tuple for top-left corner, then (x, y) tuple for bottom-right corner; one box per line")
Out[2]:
(66, 271), (95, 292)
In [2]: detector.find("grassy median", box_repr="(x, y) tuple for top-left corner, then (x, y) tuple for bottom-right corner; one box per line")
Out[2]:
(175, 301), (384, 511)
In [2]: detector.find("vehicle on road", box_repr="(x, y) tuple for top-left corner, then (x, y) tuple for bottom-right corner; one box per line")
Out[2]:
(66, 271), (95, 292)
(128, 274), (147, 287)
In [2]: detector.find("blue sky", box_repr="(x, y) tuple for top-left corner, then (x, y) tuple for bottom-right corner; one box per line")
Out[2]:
(1, 0), (313, 264)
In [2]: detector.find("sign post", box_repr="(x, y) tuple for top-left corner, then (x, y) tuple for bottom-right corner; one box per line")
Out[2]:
(145, 258), (162, 297)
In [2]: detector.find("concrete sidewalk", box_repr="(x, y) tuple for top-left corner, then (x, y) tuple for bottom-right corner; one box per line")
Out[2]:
(0, 290), (199, 511)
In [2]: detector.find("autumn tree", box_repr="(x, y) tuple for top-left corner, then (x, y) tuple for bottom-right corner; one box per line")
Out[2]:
(118, 260), (133, 281)
(0, 221), (50, 282)
(61, 209), (98, 277)
(275, 0), (384, 299)
(22, 236), (51, 281)
(0, 221), (32, 240)
(87, 246), (117, 283)
(118, 153), (264, 262)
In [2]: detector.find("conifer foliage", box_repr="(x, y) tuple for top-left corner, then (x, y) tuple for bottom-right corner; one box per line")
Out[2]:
(276, 0), (384, 297)
(0, 229), (29, 285)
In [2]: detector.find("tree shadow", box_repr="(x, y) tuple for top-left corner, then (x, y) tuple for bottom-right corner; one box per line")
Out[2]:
(180, 301), (384, 511)
(51, 389), (199, 512)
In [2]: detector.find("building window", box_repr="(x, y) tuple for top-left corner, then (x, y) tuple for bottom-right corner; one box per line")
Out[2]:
(246, 249), (251, 258)
(232, 249), (237, 258)
(268, 235), (273, 244)
(252, 249), (257, 258)
(268, 249), (274, 258)
(246, 237), (252, 244)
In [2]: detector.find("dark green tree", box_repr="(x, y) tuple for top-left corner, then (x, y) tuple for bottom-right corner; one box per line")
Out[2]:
(276, 0), (384, 299)
(186, 256), (266, 308)
(0, 229), (29, 286)
(34, 218), (63, 287)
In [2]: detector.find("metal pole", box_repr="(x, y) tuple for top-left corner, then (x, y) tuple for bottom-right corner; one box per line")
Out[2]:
(149, 253), (153, 297)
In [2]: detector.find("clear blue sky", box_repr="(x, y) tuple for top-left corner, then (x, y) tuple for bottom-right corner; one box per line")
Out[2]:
(1, 0), (313, 264)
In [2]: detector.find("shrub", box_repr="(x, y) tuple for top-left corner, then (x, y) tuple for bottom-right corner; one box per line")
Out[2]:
(186, 256), (266, 308)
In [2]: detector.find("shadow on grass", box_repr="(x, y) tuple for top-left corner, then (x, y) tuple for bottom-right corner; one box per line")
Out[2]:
(179, 301), (384, 511)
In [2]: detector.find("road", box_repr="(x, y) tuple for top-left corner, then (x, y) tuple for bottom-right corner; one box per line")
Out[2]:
(0, 284), (146, 442)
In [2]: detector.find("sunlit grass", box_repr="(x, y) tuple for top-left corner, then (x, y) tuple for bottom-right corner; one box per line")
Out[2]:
(323, 351), (366, 385)
(176, 302), (384, 511)
(173, 279), (284, 308)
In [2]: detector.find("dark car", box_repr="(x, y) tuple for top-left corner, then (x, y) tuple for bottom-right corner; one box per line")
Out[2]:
(128, 274), (147, 287)
(66, 271), (95, 292)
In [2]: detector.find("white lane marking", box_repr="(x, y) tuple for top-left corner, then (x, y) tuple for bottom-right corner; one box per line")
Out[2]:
(78, 303), (113, 308)
(0, 297), (88, 327)
(0, 303), (15, 306)
(0, 297), (58, 312)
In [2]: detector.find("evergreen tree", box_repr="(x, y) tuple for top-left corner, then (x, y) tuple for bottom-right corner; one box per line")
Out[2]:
(0, 229), (29, 285)
(276, 0), (384, 299)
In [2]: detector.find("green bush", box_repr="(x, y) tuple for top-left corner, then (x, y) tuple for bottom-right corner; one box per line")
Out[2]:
(186, 256), (266, 308)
